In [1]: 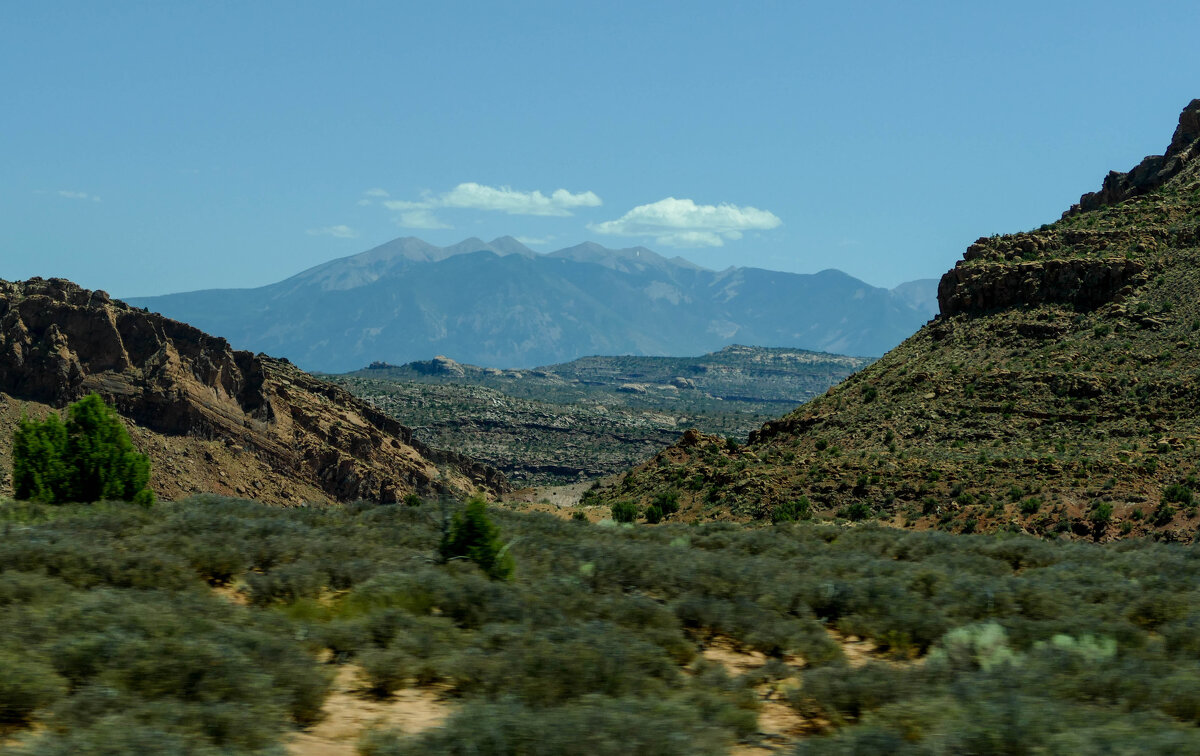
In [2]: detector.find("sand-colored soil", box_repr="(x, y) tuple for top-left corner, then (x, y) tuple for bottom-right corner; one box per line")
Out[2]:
(697, 629), (914, 754)
(502, 477), (622, 522)
(287, 665), (452, 756)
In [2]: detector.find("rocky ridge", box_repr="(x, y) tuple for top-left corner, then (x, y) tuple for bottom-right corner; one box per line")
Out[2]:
(601, 99), (1200, 540)
(0, 278), (505, 503)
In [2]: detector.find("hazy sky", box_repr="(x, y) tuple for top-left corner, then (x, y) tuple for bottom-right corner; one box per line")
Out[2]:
(5, 1), (1199, 297)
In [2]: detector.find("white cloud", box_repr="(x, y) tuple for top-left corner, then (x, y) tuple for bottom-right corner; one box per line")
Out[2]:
(396, 209), (452, 230)
(588, 197), (781, 247)
(306, 224), (359, 239)
(357, 187), (392, 206)
(44, 189), (101, 202)
(378, 182), (601, 228)
(515, 235), (553, 246)
(439, 183), (601, 216)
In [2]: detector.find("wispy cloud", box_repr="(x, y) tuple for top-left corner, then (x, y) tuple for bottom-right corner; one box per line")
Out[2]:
(588, 197), (781, 247)
(36, 189), (101, 202)
(306, 224), (359, 239)
(395, 209), (452, 230)
(435, 183), (601, 216)
(515, 235), (553, 246)
(357, 188), (391, 206)
(377, 182), (602, 229)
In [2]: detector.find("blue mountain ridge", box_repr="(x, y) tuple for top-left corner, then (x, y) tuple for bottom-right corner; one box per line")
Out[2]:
(126, 237), (937, 372)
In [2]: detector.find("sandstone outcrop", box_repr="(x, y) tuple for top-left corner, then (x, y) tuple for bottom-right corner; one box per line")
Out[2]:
(937, 258), (1146, 316)
(0, 278), (506, 504)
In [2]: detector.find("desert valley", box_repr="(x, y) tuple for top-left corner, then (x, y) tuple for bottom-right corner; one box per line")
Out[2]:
(5, 4), (1200, 754)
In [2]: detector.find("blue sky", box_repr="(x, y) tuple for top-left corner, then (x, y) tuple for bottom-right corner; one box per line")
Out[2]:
(4, 1), (1199, 297)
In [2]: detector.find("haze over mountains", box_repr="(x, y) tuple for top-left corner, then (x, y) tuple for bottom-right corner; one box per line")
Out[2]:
(127, 238), (937, 373)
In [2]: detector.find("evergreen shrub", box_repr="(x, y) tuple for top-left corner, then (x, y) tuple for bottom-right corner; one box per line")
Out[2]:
(11, 394), (153, 505)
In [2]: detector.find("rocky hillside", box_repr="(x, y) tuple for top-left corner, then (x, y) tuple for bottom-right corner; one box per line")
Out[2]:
(0, 278), (505, 504)
(127, 238), (936, 371)
(601, 99), (1200, 541)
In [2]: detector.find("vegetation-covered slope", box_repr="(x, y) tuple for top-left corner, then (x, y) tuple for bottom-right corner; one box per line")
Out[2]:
(603, 99), (1200, 541)
(7, 497), (1200, 753)
(329, 347), (868, 486)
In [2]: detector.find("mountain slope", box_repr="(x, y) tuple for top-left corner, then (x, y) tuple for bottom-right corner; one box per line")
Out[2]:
(600, 99), (1200, 541)
(0, 277), (506, 504)
(127, 239), (936, 372)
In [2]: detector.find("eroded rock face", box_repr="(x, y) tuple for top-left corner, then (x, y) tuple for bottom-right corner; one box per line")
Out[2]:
(1066, 99), (1200, 216)
(0, 278), (507, 503)
(937, 258), (1146, 316)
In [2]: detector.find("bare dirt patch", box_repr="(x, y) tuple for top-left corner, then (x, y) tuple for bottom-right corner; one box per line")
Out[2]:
(700, 637), (771, 675)
(697, 629), (918, 753)
(695, 637), (810, 754)
(287, 665), (451, 756)
(502, 476), (623, 522)
(210, 584), (249, 606)
(827, 629), (881, 668)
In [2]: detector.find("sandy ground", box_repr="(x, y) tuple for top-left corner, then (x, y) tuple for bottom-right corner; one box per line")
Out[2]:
(280, 629), (896, 756)
(287, 665), (452, 756)
(505, 479), (595, 508)
(501, 476), (623, 522)
(698, 638), (809, 755)
(699, 630), (909, 754)
(1, 621), (908, 755)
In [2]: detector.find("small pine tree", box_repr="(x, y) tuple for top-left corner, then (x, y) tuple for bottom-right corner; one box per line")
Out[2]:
(772, 495), (812, 524)
(10, 394), (154, 505)
(12, 413), (69, 502)
(439, 495), (514, 580)
(64, 394), (152, 503)
(652, 489), (680, 516)
(611, 500), (638, 524)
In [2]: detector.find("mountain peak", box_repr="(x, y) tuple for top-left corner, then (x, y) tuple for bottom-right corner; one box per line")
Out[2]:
(1167, 98), (1200, 159)
(287, 235), (539, 291)
(485, 236), (537, 257)
(547, 241), (708, 272)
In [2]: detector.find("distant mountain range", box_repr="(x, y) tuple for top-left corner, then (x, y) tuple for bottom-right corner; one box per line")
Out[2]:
(127, 237), (938, 372)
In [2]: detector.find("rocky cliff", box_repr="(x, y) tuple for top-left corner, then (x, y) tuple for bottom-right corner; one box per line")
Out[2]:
(937, 257), (1146, 316)
(0, 278), (506, 503)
